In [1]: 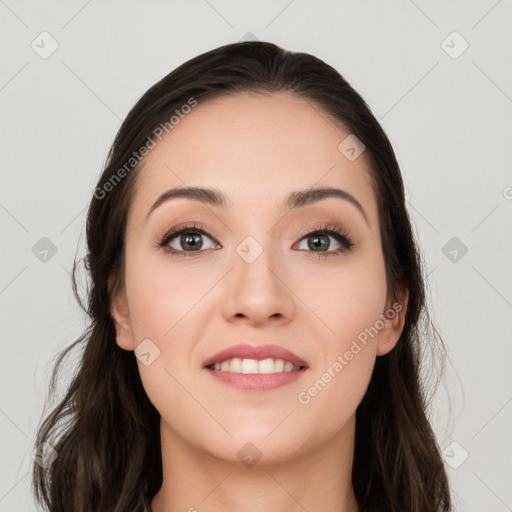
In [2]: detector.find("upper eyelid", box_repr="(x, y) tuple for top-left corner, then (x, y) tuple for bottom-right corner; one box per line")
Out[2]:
(161, 223), (348, 238)
(159, 223), (352, 248)
(297, 223), (349, 237)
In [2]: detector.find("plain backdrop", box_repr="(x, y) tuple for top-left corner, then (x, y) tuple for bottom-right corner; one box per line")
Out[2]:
(1, 1), (511, 511)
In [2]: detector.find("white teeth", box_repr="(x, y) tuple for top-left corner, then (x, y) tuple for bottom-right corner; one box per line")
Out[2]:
(258, 358), (275, 374)
(210, 358), (302, 374)
(241, 359), (258, 374)
(229, 357), (242, 372)
(274, 359), (284, 372)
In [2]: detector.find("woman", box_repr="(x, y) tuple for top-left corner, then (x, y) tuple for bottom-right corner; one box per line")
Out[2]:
(32, 40), (452, 512)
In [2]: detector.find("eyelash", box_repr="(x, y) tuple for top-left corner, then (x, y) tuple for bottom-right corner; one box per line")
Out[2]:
(158, 222), (355, 258)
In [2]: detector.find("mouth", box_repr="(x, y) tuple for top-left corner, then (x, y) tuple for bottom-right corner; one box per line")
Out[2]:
(205, 358), (306, 374)
(202, 344), (309, 391)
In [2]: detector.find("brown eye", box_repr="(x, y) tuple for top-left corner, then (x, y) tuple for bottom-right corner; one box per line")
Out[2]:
(294, 224), (355, 258)
(159, 224), (219, 257)
(176, 232), (204, 251)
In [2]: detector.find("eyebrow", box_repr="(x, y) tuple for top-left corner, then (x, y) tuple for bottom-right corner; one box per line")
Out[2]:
(146, 186), (369, 225)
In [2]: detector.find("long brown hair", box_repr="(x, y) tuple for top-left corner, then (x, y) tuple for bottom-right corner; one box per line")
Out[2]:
(32, 40), (452, 512)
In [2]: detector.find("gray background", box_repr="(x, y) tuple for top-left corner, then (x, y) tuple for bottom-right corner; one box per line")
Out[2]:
(1, 1), (511, 510)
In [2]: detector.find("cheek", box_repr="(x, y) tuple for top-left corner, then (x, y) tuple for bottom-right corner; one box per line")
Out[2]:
(124, 245), (208, 343)
(122, 261), (206, 432)
(292, 250), (386, 422)
(294, 264), (385, 430)
(122, 246), (215, 407)
(295, 247), (388, 349)
(294, 344), (376, 450)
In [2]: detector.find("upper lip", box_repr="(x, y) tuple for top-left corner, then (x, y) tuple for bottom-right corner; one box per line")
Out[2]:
(203, 344), (309, 368)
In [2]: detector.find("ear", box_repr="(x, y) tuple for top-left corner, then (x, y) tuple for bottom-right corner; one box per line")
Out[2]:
(376, 287), (409, 357)
(110, 285), (135, 351)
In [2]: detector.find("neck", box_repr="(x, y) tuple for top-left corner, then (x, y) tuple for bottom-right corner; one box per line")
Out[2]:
(151, 415), (359, 512)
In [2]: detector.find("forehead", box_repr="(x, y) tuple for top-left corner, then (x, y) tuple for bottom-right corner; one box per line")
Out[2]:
(129, 91), (378, 226)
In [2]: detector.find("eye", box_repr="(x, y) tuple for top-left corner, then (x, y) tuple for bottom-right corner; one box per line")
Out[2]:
(158, 222), (355, 258)
(159, 223), (219, 257)
(294, 223), (355, 258)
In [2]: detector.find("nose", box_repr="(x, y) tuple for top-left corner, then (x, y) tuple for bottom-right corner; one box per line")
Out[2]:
(221, 240), (296, 327)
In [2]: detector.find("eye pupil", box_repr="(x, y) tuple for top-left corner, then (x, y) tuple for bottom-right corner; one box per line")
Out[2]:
(308, 234), (329, 251)
(182, 232), (203, 250)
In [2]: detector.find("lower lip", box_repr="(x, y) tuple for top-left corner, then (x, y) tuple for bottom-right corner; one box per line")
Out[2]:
(204, 368), (308, 390)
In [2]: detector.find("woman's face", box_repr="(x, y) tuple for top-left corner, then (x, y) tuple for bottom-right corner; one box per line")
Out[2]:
(111, 91), (405, 464)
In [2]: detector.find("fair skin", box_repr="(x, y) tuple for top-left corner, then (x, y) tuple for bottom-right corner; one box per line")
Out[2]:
(111, 91), (408, 512)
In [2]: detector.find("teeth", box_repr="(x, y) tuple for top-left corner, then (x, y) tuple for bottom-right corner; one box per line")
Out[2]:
(259, 358), (275, 374)
(242, 358), (258, 373)
(211, 358), (302, 374)
(230, 358), (242, 372)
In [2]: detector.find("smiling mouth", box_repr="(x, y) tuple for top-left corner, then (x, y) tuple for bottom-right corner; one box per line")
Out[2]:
(205, 357), (307, 374)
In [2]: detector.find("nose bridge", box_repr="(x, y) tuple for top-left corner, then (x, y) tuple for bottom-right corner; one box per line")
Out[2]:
(234, 231), (281, 292)
(221, 230), (295, 323)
